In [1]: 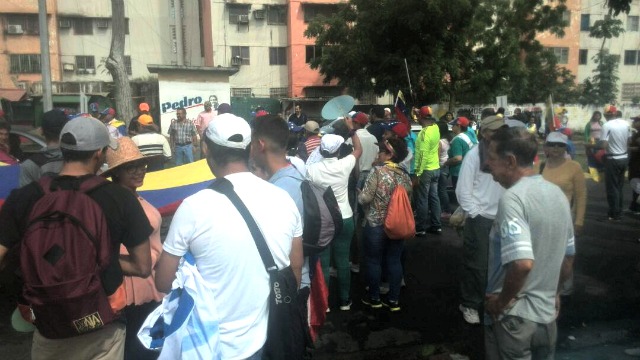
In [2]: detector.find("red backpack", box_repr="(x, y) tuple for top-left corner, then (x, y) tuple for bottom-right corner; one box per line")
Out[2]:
(20, 176), (118, 339)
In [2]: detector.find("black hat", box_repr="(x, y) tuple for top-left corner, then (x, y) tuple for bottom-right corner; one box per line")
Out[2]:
(42, 109), (69, 137)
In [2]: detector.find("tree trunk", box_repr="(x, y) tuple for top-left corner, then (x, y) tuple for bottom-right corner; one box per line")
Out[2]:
(105, 0), (133, 125)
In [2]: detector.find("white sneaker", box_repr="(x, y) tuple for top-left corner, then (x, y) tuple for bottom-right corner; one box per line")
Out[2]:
(459, 304), (480, 324)
(350, 262), (360, 273)
(625, 347), (640, 356)
(329, 267), (337, 277)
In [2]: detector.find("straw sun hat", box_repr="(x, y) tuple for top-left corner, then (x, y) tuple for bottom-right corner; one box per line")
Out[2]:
(102, 137), (157, 178)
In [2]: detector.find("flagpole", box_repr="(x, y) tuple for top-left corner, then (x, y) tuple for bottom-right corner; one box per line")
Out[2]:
(404, 58), (413, 101)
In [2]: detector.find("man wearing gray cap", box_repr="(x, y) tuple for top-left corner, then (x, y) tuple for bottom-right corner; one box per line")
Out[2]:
(0, 117), (152, 359)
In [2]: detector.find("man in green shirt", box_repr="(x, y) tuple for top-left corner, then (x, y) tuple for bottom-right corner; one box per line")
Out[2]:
(414, 106), (442, 235)
(445, 116), (474, 189)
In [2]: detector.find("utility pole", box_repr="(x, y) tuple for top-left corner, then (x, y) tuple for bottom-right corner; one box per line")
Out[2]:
(175, 0), (184, 66)
(38, 0), (53, 111)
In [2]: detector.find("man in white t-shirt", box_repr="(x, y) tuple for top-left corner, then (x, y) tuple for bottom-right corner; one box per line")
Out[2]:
(601, 105), (631, 221)
(155, 117), (303, 360)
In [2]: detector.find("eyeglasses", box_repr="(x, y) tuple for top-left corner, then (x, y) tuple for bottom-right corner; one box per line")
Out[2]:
(122, 163), (147, 175)
(545, 142), (566, 148)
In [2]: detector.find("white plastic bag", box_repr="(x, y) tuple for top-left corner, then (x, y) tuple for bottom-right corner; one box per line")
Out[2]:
(449, 206), (468, 228)
(138, 253), (222, 360)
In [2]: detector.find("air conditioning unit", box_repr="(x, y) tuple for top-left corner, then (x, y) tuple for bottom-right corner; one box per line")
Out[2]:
(59, 19), (72, 28)
(63, 63), (75, 71)
(254, 10), (266, 20)
(86, 69), (96, 74)
(7, 25), (24, 34)
(237, 14), (250, 23)
(96, 19), (109, 28)
(231, 56), (242, 66)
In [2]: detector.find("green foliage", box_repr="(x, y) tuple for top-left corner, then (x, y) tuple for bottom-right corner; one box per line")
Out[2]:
(605, 0), (632, 16)
(304, 0), (575, 106)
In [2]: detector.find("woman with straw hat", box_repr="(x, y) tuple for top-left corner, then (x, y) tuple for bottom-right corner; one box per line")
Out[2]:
(103, 137), (163, 360)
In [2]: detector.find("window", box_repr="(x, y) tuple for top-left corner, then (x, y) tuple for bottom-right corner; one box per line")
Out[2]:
(562, 10), (571, 26)
(624, 50), (640, 65)
(231, 46), (250, 65)
(228, 5), (250, 24)
(270, 87), (288, 98)
(74, 18), (93, 35)
(305, 45), (323, 63)
(125, 18), (130, 35)
(628, 16), (639, 31)
(10, 54), (41, 74)
(581, 14), (590, 31)
(75, 56), (95, 74)
(124, 56), (132, 75)
(269, 47), (287, 65)
(267, 5), (287, 25)
(549, 47), (569, 64)
(231, 88), (252, 97)
(303, 4), (337, 23)
(579, 49), (588, 65)
(6, 15), (39, 34)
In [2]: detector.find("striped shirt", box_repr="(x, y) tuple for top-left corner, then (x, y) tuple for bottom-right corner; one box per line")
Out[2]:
(132, 133), (172, 159)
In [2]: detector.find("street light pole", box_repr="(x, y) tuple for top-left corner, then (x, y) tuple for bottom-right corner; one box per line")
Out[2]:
(38, 0), (53, 111)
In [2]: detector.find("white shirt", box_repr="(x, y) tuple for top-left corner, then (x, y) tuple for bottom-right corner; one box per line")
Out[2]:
(602, 118), (631, 159)
(347, 129), (378, 173)
(163, 172), (302, 360)
(455, 145), (505, 219)
(306, 154), (357, 219)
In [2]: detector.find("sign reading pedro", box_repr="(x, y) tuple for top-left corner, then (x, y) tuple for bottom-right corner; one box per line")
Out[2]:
(157, 81), (231, 136)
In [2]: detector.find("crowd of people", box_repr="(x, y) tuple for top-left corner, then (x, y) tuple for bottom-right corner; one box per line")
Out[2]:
(0, 100), (637, 359)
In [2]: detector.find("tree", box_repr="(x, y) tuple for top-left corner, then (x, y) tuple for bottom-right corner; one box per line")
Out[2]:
(305, 0), (572, 107)
(105, 0), (134, 124)
(580, 16), (624, 105)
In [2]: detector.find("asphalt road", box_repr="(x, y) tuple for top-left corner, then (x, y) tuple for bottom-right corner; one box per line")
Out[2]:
(0, 163), (639, 359)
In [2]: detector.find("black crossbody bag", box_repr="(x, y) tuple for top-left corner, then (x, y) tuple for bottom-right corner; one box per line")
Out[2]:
(210, 178), (307, 360)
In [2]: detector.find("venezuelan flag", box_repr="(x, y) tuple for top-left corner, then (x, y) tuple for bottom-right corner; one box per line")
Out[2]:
(395, 90), (411, 126)
(0, 160), (214, 216)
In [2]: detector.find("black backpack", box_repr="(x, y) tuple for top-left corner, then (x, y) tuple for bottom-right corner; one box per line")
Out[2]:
(299, 179), (342, 256)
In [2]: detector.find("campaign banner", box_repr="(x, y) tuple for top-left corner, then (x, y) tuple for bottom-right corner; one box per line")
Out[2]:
(158, 81), (230, 136)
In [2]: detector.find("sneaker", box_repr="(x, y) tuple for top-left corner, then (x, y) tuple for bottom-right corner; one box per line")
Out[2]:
(361, 296), (382, 309)
(350, 262), (360, 273)
(382, 299), (401, 312)
(625, 347), (640, 356)
(329, 267), (337, 277)
(415, 230), (427, 237)
(339, 299), (352, 311)
(427, 226), (442, 235)
(459, 304), (480, 324)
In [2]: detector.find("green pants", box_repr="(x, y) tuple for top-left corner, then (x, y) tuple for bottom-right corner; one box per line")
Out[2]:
(319, 217), (354, 303)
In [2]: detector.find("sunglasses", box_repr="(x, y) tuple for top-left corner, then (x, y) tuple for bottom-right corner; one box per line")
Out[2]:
(545, 142), (566, 148)
(122, 162), (148, 175)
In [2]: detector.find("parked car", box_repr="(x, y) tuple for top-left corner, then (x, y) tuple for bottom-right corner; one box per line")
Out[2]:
(9, 128), (47, 162)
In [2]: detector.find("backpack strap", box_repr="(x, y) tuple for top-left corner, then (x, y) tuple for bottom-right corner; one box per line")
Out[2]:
(39, 175), (108, 195)
(209, 178), (278, 273)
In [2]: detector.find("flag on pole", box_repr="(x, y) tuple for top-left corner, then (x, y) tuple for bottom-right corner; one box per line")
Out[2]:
(395, 90), (410, 126)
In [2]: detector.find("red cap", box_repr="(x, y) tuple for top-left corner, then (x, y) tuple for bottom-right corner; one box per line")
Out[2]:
(391, 123), (409, 138)
(138, 102), (150, 112)
(419, 106), (432, 118)
(353, 112), (369, 125)
(453, 116), (469, 127)
(255, 110), (269, 118)
(604, 105), (617, 114)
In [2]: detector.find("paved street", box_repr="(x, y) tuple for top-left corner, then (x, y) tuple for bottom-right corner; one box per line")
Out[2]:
(0, 173), (639, 359)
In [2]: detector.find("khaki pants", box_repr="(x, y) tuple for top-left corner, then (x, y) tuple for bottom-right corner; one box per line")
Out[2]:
(32, 322), (125, 360)
(485, 316), (556, 360)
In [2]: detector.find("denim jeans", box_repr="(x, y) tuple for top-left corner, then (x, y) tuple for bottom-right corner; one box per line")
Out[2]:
(364, 223), (404, 302)
(175, 144), (194, 165)
(604, 157), (628, 218)
(415, 169), (442, 231)
(437, 166), (451, 214)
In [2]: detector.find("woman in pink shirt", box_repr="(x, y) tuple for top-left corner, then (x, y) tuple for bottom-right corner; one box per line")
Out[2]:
(104, 137), (164, 360)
